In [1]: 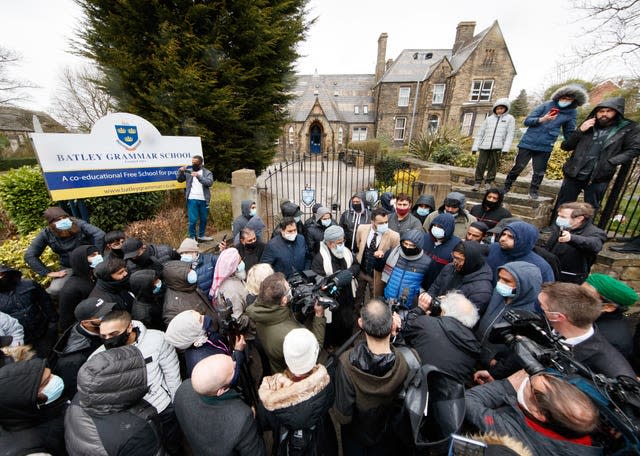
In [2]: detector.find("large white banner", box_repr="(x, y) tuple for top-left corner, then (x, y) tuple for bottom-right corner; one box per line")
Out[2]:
(31, 113), (202, 201)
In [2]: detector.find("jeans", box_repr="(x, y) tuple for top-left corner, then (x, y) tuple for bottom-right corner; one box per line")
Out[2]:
(474, 149), (501, 184)
(187, 199), (208, 238)
(554, 176), (609, 212)
(504, 147), (552, 191)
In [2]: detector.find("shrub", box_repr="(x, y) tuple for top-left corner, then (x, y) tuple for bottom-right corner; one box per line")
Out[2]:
(0, 232), (59, 286)
(545, 142), (571, 180)
(208, 182), (233, 231)
(454, 152), (478, 168)
(347, 140), (381, 165)
(85, 191), (163, 232)
(126, 206), (188, 248)
(498, 150), (517, 174)
(374, 157), (405, 188)
(0, 166), (52, 234)
(430, 143), (464, 165)
(0, 157), (39, 171)
(409, 127), (472, 162)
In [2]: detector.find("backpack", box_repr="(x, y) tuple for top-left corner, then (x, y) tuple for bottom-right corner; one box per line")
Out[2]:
(393, 346), (466, 452)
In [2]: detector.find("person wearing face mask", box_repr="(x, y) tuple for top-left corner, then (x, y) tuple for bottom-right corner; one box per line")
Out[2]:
(355, 208), (401, 307)
(466, 369), (601, 456)
(49, 297), (117, 398)
(93, 309), (181, 454)
(410, 193), (435, 225)
(177, 154), (214, 242)
(340, 192), (372, 253)
(210, 248), (251, 331)
(272, 200), (307, 240)
(376, 229), (431, 309)
(122, 237), (180, 275)
(423, 191), (477, 239)
(89, 257), (135, 313)
(421, 213), (461, 289)
(470, 188), (512, 230)
(306, 206), (337, 255)
(261, 217), (310, 279)
(104, 230), (126, 260)
(312, 225), (360, 347)
(58, 244), (101, 331)
(129, 269), (165, 329)
(25, 206), (105, 298)
(232, 200), (266, 244)
(162, 259), (216, 326)
(235, 227), (265, 272)
(543, 202), (606, 284)
(0, 358), (68, 455)
(388, 193), (423, 235)
(379, 191), (396, 214)
(176, 237), (218, 294)
(502, 84), (589, 200)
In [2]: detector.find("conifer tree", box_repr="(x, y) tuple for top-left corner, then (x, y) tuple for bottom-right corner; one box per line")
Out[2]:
(509, 89), (529, 118)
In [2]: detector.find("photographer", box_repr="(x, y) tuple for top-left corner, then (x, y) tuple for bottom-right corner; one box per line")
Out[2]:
(465, 370), (601, 456)
(245, 272), (325, 373)
(312, 225), (360, 347)
(404, 291), (480, 384)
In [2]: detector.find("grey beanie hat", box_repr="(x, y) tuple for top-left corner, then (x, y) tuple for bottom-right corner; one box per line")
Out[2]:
(324, 225), (344, 242)
(315, 206), (331, 222)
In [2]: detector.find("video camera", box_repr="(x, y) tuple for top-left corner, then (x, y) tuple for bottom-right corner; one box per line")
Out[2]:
(490, 309), (640, 454)
(287, 269), (353, 317)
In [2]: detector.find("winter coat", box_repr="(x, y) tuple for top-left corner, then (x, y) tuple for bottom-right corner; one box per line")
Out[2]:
(469, 189), (512, 230)
(427, 240), (494, 314)
(65, 345), (164, 456)
(50, 323), (104, 398)
(245, 299), (326, 373)
(403, 307), (481, 384)
(306, 217), (336, 255)
(90, 260), (135, 312)
(388, 211), (423, 235)
(0, 266), (57, 344)
(379, 192), (395, 214)
(129, 269), (164, 329)
(561, 97), (640, 183)
(162, 260), (215, 325)
(0, 310), (23, 345)
(232, 200), (265, 242)
(333, 342), (411, 448)
(472, 98), (516, 152)
(59, 245), (97, 331)
(572, 326), (636, 378)
(91, 320), (181, 414)
(0, 358), (68, 455)
(422, 213), (462, 288)
(125, 243), (180, 275)
(411, 194), (436, 224)
(595, 310), (634, 361)
(544, 219), (606, 283)
(217, 276), (249, 321)
(518, 84), (589, 152)
(261, 233), (309, 279)
(236, 240), (265, 273)
(423, 192), (477, 239)
(486, 221), (555, 283)
(340, 192), (372, 252)
(259, 365), (337, 456)
(177, 165), (214, 204)
(194, 252), (218, 294)
(465, 379), (602, 456)
(174, 382), (266, 456)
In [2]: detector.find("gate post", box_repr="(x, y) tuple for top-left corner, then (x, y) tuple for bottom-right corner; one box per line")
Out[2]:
(415, 167), (452, 206)
(231, 169), (258, 220)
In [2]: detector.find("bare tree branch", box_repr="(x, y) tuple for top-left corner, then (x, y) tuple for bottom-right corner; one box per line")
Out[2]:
(0, 46), (36, 105)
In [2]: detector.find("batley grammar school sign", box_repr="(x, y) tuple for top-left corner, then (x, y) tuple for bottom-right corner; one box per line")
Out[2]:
(30, 113), (201, 201)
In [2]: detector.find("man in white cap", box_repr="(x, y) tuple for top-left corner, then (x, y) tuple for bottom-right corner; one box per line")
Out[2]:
(176, 237), (218, 294)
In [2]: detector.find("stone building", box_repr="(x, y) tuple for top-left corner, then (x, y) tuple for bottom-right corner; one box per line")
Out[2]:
(278, 20), (516, 157)
(0, 107), (67, 157)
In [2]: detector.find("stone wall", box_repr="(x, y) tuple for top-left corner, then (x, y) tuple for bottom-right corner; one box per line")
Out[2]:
(591, 249), (640, 314)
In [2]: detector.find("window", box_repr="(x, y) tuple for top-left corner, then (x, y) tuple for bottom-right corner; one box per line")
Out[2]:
(398, 87), (411, 107)
(428, 115), (439, 132)
(352, 127), (367, 141)
(363, 105), (368, 114)
(461, 113), (474, 135)
(338, 127), (343, 145)
(394, 117), (407, 140)
(275, 138), (280, 145)
(469, 80), (493, 102)
(288, 126), (295, 145)
(354, 105), (360, 115)
(432, 84), (445, 104)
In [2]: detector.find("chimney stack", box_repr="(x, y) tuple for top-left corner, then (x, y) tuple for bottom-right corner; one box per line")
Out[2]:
(375, 33), (388, 82)
(452, 21), (476, 54)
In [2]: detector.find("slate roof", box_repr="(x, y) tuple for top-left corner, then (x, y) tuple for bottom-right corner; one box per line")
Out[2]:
(287, 73), (376, 123)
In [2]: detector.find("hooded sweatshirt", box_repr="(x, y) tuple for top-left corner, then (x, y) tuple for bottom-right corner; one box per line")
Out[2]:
(423, 191), (477, 239)
(379, 192), (395, 214)
(340, 192), (371, 251)
(162, 260), (215, 325)
(232, 200), (265, 243)
(470, 188), (512, 230)
(472, 98), (516, 152)
(59, 245), (98, 331)
(129, 269), (163, 329)
(486, 221), (554, 283)
(89, 261), (135, 312)
(422, 213), (461, 288)
(411, 194), (436, 224)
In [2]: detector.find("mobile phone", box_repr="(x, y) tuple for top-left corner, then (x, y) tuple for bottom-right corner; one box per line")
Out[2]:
(448, 434), (487, 456)
(548, 108), (560, 116)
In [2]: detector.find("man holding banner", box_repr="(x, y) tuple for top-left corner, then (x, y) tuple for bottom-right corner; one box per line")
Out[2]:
(177, 155), (214, 242)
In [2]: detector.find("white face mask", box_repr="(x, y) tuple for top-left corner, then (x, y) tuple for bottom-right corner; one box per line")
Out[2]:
(321, 218), (332, 227)
(517, 376), (532, 414)
(555, 217), (571, 229)
(376, 223), (389, 234)
(431, 226), (445, 239)
(330, 243), (345, 258)
(282, 232), (297, 242)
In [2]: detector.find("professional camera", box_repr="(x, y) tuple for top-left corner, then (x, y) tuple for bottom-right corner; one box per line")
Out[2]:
(490, 309), (640, 454)
(287, 269), (353, 317)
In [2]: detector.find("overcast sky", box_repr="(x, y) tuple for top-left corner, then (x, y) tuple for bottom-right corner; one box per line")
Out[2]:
(0, 0), (624, 113)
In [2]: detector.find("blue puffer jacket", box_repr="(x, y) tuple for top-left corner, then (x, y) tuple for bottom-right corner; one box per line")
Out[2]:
(422, 213), (461, 288)
(517, 84), (588, 152)
(261, 233), (309, 278)
(195, 253), (217, 294)
(383, 230), (431, 308)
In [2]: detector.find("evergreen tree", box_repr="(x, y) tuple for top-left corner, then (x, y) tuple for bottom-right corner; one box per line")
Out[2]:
(509, 89), (529, 118)
(75, 0), (310, 180)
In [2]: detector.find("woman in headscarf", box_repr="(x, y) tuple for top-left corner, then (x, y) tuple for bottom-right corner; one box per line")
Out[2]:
(209, 248), (250, 331)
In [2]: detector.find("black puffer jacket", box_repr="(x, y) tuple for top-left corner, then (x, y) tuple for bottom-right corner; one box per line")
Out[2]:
(59, 245), (98, 331)
(162, 260), (215, 325)
(0, 358), (68, 455)
(125, 243), (179, 275)
(65, 345), (164, 456)
(89, 260), (135, 312)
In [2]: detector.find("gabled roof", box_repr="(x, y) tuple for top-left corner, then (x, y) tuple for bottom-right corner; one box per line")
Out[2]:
(379, 49), (452, 83)
(448, 24), (492, 73)
(287, 73), (376, 123)
(0, 106), (67, 133)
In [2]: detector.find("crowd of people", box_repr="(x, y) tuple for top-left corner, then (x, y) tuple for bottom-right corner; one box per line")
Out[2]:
(0, 93), (639, 455)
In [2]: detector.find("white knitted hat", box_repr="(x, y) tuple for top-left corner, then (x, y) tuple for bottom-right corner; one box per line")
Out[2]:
(283, 328), (319, 376)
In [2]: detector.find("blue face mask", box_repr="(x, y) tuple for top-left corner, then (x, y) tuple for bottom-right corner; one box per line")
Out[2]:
(41, 374), (65, 404)
(416, 207), (430, 217)
(237, 261), (245, 273)
(293, 216), (301, 223)
(187, 270), (198, 284)
(555, 217), (571, 229)
(153, 280), (163, 294)
(321, 218), (332, 227)
(431, 226), (445, 239)
(495, 281), (516, 297)
(181, 254), (193, 263)
(89, 254), (104, 268)
(376, 223), (389, 234)
(54, 218), (73, 230)
(249, 208), (257, 217)
(558, 100), (572, 108)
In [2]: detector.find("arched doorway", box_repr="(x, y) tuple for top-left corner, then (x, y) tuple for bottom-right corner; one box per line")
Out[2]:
(309, 123), (322, 154)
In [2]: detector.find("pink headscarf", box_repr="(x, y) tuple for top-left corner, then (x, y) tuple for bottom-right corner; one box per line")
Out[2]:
(209, 247), (241, 298)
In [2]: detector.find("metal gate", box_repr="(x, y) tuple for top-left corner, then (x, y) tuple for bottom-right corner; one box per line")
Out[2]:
(257, 151), (379, 236)
(597, 155), (640, 239)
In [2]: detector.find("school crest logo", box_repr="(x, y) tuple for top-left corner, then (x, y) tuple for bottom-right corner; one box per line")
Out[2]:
(301, 186), (316, 206)
(115, 124), (141, 150)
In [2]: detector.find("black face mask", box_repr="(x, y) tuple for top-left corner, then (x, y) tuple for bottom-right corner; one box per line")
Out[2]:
(0, 275), (20, 292)
(103, 330), (130, 350)
(401, 245), (422, 257)
(483, 199), (499, 210)
(132, 249), (151, 265)
(243, 242), (257, 251)
(352, 203), (362, 212)
(191, 163), (201, 172)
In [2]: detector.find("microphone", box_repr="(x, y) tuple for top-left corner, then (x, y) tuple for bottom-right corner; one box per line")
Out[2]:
(321, 269), (353, 296)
